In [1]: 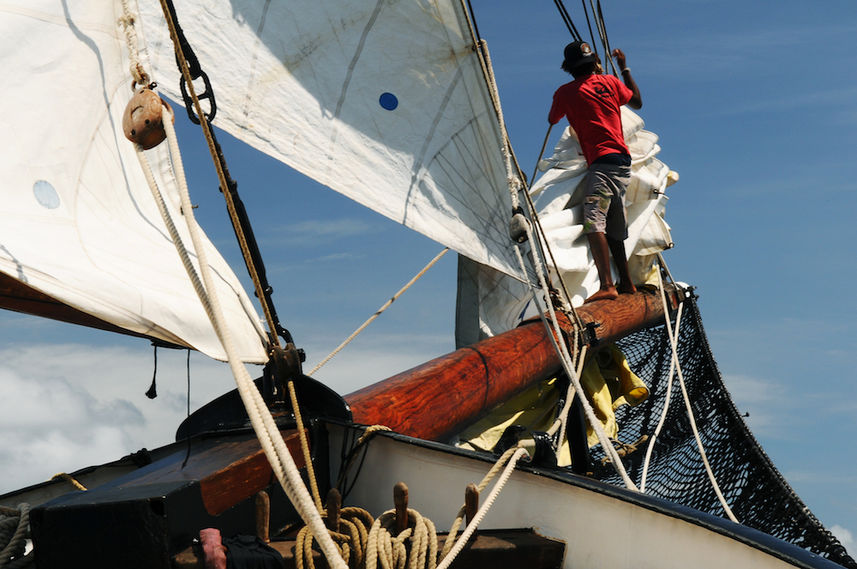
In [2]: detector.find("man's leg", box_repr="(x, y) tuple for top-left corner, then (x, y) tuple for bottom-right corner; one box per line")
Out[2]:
(607, 236), (637, 295)
(585, 231), (619, 302)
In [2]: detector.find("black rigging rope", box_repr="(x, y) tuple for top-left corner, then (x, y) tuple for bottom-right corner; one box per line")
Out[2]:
(160, 0), (294, 349)
(579, 0), (599, 59)
(553, 0), (582, 40)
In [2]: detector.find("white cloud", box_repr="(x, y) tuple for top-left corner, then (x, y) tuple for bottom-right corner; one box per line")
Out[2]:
(0, 333), (449, 497)
(267, 218), (378, 246)
(720, 373), (793, 438)
(831, 525), (854, 553)
(0, 343), (236, 495)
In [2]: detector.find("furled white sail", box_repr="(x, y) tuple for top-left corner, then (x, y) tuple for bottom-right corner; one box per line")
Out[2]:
(136, 0), (525, 279)
(456, 108), (676, 345)
(0, 2), (268, 363)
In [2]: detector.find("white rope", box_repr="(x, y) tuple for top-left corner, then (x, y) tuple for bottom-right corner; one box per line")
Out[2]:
(132, 105), (347, 569)
(639, 300), (682, 492)
(645, 269), (738, 522)
(309, 248), (449, 376)
(547, 344), (587, 442)
(118, 0), (150, 87)
(436, 447), (529, 569)
(439, 447), (518, 559)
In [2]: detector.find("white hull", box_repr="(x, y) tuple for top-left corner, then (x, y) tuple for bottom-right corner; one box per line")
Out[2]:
(333, 425), (839, 569)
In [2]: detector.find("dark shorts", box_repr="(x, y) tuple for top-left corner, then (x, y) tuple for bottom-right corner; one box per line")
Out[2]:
(582, 162), (631, 241)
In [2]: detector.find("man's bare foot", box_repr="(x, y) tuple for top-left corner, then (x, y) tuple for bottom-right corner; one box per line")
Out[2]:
(585, 286), (619, 303)
(617, 282), (637, 294)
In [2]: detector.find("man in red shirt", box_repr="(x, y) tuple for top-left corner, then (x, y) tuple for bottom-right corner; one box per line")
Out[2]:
(548, 41), (642, 303)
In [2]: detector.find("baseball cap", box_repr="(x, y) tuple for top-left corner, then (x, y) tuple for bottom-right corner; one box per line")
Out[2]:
(563, 41), (597, 70)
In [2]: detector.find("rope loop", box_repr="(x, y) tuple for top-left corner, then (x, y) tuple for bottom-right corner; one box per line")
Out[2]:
(0, 504), (33, 569)
(295, 506), (374, 569)
(366, 508), (437, 569)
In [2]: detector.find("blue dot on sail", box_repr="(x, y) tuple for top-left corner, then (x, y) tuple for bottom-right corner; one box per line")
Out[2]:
(33, 180), (60, 209)
(379, 92), (398, 111)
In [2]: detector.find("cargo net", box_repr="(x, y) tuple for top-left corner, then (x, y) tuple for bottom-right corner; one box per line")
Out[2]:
(587, 293), (856, 568)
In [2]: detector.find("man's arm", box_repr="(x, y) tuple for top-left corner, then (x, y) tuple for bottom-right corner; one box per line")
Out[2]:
(612, 49), (642, 109)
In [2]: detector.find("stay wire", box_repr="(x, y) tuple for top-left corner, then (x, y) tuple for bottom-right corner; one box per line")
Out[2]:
(159, 0), (287, 350)
(595, 0), (617, 75)
(182, 348), (192, 468)
(579, 0), (599, 60)
(553, 0), (582, 41)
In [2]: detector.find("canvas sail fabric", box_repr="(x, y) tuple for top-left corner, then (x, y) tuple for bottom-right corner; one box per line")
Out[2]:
(456, 108), (675, 346)
(136, 0), (525, 280)
(0, 2), (268, 363)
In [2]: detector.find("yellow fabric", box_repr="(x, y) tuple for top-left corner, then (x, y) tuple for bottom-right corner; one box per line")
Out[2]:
(581, 344), (649, 446)
(454, 344), (647, 462)
(455, 377), (573, 466)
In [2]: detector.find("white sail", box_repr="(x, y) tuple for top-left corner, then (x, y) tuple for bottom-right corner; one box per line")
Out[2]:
(136, 0), (525, 279)
(0, 2), (268, 363)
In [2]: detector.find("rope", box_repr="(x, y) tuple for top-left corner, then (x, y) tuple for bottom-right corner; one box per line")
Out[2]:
(645, 266), (738, 522)
(639, 300), (683, 492)
(287, 380), (323, 510)
(437, 447), (528, 569)
(309, 248), (449, 376)
(50, 473), (87, 491)
(366, 508), (437, 569)
(157, 0), (280, 349)
(132, 106), (348, 569)
(117, 0), (150, 87)
(509, 210), (636, 489)
(296, 507), (375, 569)
(0, 504), (32, 569)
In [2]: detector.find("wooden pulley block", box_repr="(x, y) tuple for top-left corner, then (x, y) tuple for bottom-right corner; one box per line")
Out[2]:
(122, 88), (172, 149)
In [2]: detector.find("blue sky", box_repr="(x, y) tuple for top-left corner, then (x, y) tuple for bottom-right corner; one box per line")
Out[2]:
(1, 0), (855, 557)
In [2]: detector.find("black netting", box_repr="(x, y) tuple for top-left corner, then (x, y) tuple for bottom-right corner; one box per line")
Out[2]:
(587, 294), (856, 568)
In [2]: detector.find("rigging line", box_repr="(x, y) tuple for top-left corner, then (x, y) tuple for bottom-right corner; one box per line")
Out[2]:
(473, 26), (579, 328)
(437, 448), (529, 568)
(308, 248), (450, 376)
(639, 300), (682, 492)
(153, 108), (349, 569)
(457, 1), (527, 203)
(595, 0), (617, 76)
(157, 0), (284, 350)
(579, 0), (599, 61)
(520, 175), (583, 333)
(181, 349), (192, 469)
(463, 0), (483, 42)
(553, 0), (582, 41)
(653, 267), (738, 522)
(512, 222), (636, 489)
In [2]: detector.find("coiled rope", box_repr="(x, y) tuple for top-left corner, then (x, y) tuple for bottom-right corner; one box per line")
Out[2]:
(0, 504), (33, 569)
(366, 508), (437, 569)
(296, 505), (374, 569)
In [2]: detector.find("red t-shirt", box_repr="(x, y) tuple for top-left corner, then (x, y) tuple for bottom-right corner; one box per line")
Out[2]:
(548, 74), (633, 165)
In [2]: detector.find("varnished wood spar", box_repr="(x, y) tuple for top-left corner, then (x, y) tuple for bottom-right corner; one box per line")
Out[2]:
(345, 287), (678, 442)
(0, 272), (184, 346)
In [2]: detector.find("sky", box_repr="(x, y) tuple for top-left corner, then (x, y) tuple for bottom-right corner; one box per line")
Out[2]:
(1, 0), (856, 558)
